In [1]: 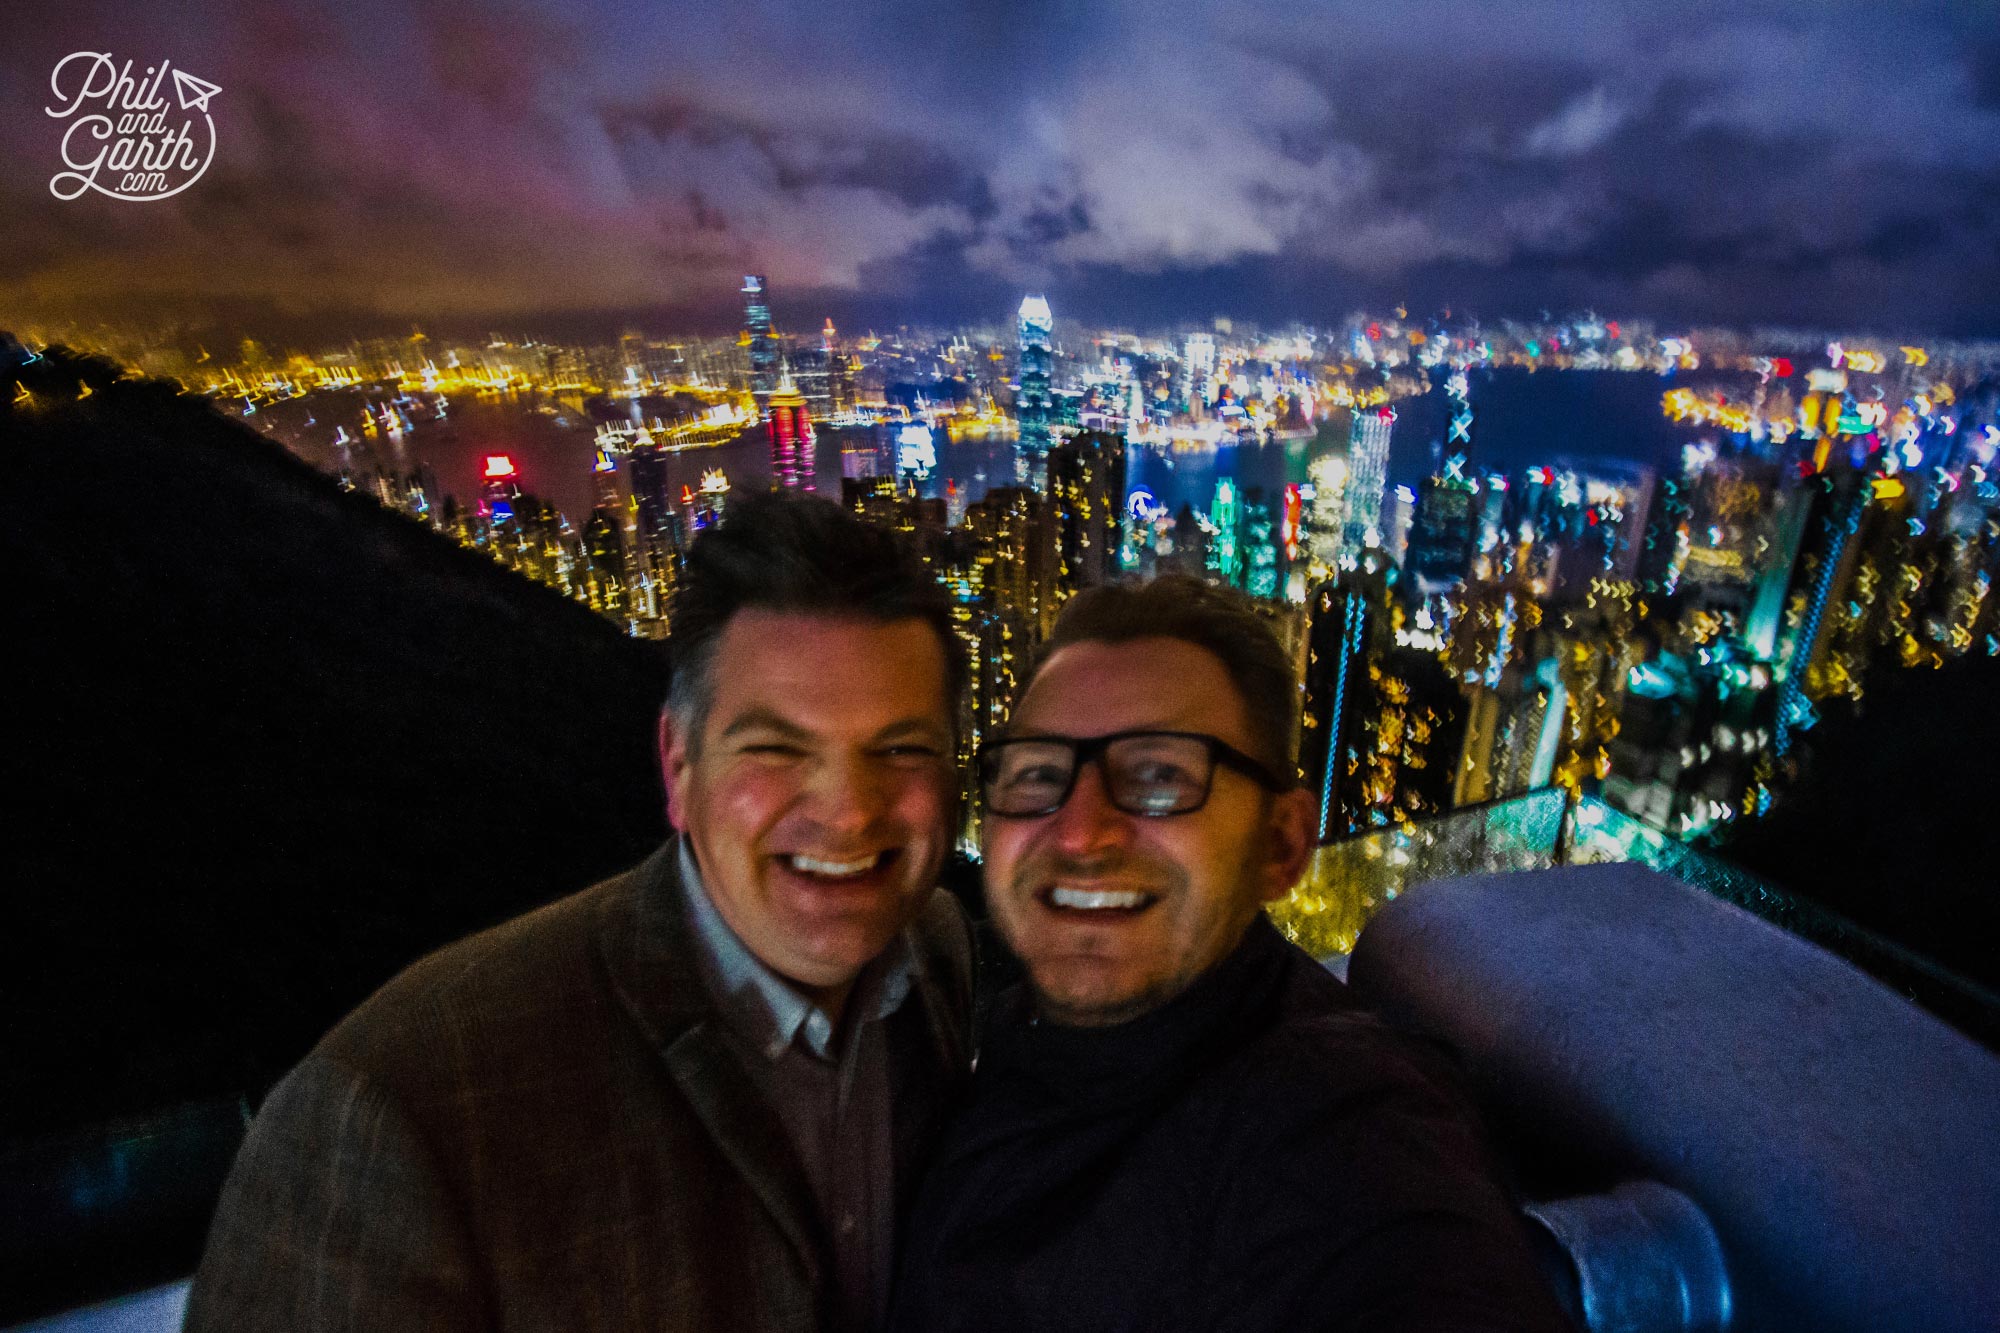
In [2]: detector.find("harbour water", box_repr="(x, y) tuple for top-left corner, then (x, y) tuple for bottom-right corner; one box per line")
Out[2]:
(241, 368), (1713, 530)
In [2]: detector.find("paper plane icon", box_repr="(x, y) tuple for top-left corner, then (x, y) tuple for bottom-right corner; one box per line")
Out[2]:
(172, 68), (221, 113)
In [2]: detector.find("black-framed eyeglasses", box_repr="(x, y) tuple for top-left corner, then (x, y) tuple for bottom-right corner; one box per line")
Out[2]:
(977, 729), (1292, 818)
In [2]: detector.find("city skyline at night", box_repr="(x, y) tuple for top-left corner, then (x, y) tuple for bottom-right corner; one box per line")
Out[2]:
(16, 269), (1997, 869)
(11, 292), (2000, 1018)
(8, 6), (2000, 1327)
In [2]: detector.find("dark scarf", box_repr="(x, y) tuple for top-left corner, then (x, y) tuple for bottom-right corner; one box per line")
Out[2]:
(895, 916), (1302, 1300)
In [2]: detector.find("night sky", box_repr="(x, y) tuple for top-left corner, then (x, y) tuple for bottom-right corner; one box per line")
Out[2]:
(6, 1), (1999, 340)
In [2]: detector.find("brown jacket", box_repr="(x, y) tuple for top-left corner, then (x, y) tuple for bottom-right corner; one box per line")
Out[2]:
(184, 842), (976, 1332)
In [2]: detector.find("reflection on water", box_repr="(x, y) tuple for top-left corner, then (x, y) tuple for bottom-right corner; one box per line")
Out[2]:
(1126, 435), (1316, 521)
(251, 389), (642, 521)
(247, 387), (1335, 530)
(241, 368), (1687, 534)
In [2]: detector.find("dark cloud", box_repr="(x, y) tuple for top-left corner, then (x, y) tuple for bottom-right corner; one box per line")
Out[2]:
(1967, 40), (2000, 111)
(3, 0), (1997, 339)
(598, 97), (996, 217)
(1014, 202), (1092, 247)
(1860, 215), (1952, 266)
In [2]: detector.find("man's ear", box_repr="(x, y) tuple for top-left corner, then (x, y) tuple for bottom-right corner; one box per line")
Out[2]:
(1256, 787), (1318, 905)
(658, 708), (691, 831)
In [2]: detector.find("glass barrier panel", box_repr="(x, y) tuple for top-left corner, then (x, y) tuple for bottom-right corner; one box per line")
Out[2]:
(1272, 788), (1569, 956)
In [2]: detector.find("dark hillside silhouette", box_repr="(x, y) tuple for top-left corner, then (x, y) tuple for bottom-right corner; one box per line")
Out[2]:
(5, 341), (671, 1144)
(1719, 651), (2000, 994)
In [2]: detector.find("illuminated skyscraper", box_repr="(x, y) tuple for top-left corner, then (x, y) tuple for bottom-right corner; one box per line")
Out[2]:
(580, 508), (629, 619)
(1746, 486), (1812, 661)
(743, 275), (778, 413)
(592, 445), (624, 521)
(1181, 333), (1217, 414)
(842, 424), (892, 481)
(1300, 572), (1382, 840)
(617, 330), (648, 390)
(1774, 469), (1887, 755)
(843, 475), (946, 550)
(627, 446), (669, 542)
(964, 485), (1062, 642)
(1342, 407), (1395, 565)
(823, 318), (851, 412)
(1304, 454), (1349, 580)
(1210, 478), (1241, 586)
(625, 442), (684, 630)
(1405, 465), (1479, 592)
(1451, 619), (1566, 810)
(590, 444), (645, 597)
(1281, 484), (1307, 600)
(1678, 453), (1777, 601)
(793, 350), (831, 415)
(1046, 429), (1127, 593)
(1017, 296), (1054, 460)
(1240, 490), (1280, 599)
(1301, 555), (1468, 838)
(1632, 455), (1696, 597)
(766, 365), (814, 490)
(1159, 503), (1211, 578)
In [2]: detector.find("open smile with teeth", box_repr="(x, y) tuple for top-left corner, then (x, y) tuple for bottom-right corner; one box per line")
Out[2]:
(784, 851), (892, 880)
(1043, 885), (1156, 912)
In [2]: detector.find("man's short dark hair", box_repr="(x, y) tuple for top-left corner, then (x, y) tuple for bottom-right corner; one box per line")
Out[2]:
(667, 491), (963, 743)
(1030, 575), (1298, 782)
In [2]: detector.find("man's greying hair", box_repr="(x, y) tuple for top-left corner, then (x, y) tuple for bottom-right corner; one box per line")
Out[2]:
(1030, 575), (1300, 783)
(666, 491), (963, 744)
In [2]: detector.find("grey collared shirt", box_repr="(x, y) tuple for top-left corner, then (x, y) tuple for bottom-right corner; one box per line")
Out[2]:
(680, 841), (912, 1332)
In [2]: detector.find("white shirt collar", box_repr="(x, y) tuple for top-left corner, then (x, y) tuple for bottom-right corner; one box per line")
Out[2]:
(679, 839), (915, 1062)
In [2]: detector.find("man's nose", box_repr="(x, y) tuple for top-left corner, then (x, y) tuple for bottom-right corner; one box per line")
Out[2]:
(1046, 758), (1133, 857)
(800, 751), (888, 836)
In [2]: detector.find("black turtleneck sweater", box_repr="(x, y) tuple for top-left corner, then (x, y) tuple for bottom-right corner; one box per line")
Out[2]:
(889, 916), (1570, 1333)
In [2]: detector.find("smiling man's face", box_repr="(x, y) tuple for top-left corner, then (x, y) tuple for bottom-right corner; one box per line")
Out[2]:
(981, 636), (1312, 1027)
(662, 610), (956, 1012)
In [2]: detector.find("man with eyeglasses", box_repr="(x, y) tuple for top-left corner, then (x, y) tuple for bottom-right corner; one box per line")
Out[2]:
(890, 576), (1567, 1333)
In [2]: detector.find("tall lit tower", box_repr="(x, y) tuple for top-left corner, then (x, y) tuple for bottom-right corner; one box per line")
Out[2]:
(823, 318), (851, 411)
(743, 275), (778, 414)
(1017, 295), (1054, 460)
(1046, 429), (1127, 593)
(592, 442), (626, 522)
(1211, 478), (1241, 586)
(1301, 572), (1382, 840)
(1181, 333), (1217, 413)
(625, 440), (684, 627)
(766, 363), (815, 490)
(1305, 453), (1349, 580)
(1340, 406), (1395, 565)
(1404, 465), (1479, 593)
